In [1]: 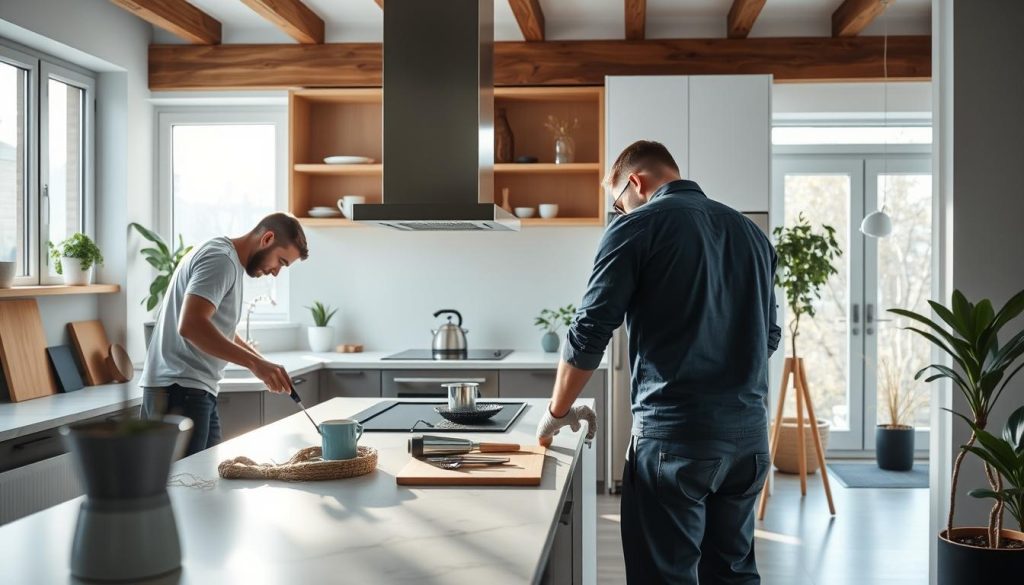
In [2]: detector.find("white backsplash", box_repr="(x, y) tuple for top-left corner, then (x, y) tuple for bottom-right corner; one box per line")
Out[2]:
(287, 228), (605, 351)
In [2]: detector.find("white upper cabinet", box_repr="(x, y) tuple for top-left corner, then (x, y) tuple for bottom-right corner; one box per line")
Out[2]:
(605, 76), (689, 183)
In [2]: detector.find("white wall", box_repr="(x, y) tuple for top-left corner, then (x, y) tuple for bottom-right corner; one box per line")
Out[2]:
(288, 228), (604, 351)
(773, 82), (932, 120)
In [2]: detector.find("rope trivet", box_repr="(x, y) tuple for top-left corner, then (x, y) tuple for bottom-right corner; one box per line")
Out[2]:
(218, 445), (378, 481)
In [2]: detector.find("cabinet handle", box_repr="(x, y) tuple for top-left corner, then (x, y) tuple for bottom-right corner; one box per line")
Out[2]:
(393, 377), (487, 385)
(332, 370), (365, 376)
(558, 500), (573, 526)
(291, 377), (306, 385)
(12, 435), (55, 450)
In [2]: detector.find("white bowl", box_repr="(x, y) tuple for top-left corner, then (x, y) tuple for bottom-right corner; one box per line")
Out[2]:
(308, 208), (342, 218)
(323, 155), (375, 165)
(514, 207), (536, 218)
(538, 204), (559, 219)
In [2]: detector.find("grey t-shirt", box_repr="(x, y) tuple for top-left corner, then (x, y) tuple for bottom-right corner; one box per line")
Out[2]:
(141, 237), (244, 395)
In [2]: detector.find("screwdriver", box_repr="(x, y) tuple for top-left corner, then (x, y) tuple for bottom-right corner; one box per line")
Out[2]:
(288, 382), (321, 435)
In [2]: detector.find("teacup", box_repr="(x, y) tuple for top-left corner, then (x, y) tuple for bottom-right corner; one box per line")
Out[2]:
(337, 195), (367, 218)
(320, 419), (363, 460)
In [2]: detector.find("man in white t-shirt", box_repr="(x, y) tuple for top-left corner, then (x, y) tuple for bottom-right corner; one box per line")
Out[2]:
(141, 212), (309, 456)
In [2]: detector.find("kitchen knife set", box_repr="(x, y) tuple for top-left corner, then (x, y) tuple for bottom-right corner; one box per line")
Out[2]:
(409, 435), (521, 469)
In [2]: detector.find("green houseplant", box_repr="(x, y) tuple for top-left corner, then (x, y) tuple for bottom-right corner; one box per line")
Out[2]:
(129, 223), (193, 347)
(891, 289), (1024, 581)
(48, 233), (104, 286)
(535, 304), (576, 353)
(966, 405), (1024, 534)
(306, 301), (338, 352)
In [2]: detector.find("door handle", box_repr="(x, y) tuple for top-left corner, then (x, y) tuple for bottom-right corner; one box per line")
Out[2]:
(291, 377), (306, 385)
(851, 303), (860, 335)
(393, 377), (487, 385)
(332, 370), (365, 376)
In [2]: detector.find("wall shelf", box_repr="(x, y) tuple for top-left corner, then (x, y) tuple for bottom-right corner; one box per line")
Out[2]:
(494, 163), (600, 174)
(0, 284), (121, 299)
(293, 163), (382, 175)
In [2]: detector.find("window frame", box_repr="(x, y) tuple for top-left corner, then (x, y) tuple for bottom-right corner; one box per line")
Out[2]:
(0, 43), (39, 286)
(155, 107), (289, 322)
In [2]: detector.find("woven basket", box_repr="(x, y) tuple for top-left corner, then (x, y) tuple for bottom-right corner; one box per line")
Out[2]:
(774, 417), (830, 474)
(218, 445), (378, 481)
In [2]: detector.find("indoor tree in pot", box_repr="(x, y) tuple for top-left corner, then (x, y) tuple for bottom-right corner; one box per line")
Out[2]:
(129, 223), (193, 347)
(306, 301), (338, 352)
(535, 304), (576, 353)
(49, 233), (103, 286)
(876, 356), (925, 471)
(891, 289), (1024, 581)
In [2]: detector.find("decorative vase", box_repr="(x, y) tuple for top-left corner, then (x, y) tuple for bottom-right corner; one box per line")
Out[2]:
(308, 326), (334, 352)
(554, 135), (575, 164)
(938, 528), (1024, 584)
(774, 417), (831, 474)
(61, 257), (93, 286)
(495, 107), (514, 163)
(875, 424), (915, 471)
(541, 331), (560, 353)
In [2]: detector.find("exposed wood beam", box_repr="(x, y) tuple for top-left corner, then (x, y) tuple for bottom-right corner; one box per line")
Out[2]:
(109, 0), (220, 45)
(149, 36), (931, 90)
(508, 0), (545, 42)
(833, 0), (890, 38)
(727, 0), (767, 39)
(625, 0), (646, 41)
(240, 0), (324, 44)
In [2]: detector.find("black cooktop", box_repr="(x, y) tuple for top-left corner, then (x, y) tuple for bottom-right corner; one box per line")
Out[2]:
(351, 400), (528, 432)
(381, 349), (514, 361)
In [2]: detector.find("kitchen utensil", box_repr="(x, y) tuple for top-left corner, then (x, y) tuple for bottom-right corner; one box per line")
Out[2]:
(514, 207), (535, 218)
(434, 404), (504, 425)
(48, 345), (85, 393)
(539, 204), (559, 219)
(431, 309), (468, 355)
(320, 419), (363, 460)
(337, 195), (367, 218)
(289, 384), (322, 436)
(444, 381), (478, 411)
(323, 155), (374, 165)
(67, 320), (114, 386)
(307, 208), (342, 218)
(0, 261), (14, 288)
(426, 455), (510, 470)
(106, 344), (133, 383)
(408, 434), (520, 457)
(0, 300), (58, 401)
(397, 447), (546, 486)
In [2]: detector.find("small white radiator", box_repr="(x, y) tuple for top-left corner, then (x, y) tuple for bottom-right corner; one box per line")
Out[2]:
(0, 453), (83, 525)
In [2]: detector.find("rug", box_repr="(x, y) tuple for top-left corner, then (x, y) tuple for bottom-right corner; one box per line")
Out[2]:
(827, 462), (929, 488)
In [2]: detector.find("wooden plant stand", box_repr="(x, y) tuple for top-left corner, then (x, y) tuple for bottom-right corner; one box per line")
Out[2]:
(758, 356), (836, 519)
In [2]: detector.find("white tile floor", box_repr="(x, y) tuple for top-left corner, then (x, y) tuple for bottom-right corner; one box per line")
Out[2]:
(597, 468), (930, 585)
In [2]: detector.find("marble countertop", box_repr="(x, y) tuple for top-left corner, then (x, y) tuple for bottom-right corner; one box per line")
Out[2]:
(0, 397), (593, 585)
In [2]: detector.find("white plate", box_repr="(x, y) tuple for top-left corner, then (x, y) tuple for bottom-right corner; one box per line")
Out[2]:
(307, 209), (342, 218)
(323, 155), (375, 165)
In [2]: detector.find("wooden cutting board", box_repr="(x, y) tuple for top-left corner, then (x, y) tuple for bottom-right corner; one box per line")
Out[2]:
(0, 300), (58, 402)
(396, 447), (546, 487)
(67, 320), (113, 386)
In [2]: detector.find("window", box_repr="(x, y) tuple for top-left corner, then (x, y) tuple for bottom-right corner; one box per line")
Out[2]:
(773, 125), (932, 146)
(157, 109), (288, 321)
(0, 42), (94, 286)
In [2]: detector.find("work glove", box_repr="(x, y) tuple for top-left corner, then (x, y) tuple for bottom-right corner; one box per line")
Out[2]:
(537, 403), (598, 446)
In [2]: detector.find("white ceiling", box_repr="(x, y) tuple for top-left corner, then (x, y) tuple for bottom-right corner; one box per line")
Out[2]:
(153, 1), (931, 44)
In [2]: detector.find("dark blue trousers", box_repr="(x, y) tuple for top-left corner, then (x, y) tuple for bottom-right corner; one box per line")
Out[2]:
(621, 432), (770, 584)
(142, 385), (222, 457)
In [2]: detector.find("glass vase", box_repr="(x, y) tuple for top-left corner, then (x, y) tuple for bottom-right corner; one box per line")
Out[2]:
(554, 135), (576, 164)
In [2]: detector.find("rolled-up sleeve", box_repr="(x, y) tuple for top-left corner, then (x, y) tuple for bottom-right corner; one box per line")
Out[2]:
(563, 218), (649, 370)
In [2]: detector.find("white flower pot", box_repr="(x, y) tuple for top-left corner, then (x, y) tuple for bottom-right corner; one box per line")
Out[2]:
(61, 257), (93, 286)
(307, 326), (334, 352)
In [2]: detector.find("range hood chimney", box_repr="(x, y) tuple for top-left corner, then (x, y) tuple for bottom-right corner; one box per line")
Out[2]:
(351, 0), (519, 231)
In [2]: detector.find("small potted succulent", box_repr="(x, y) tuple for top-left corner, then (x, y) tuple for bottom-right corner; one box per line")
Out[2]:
(129, 223), (193, 347)
(535, 304), (576, 353)
(306, 301), (338, 352)
(49, 233), (103, 286)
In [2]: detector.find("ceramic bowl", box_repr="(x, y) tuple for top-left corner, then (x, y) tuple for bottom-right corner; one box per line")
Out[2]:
(539, 204), (559, 219)
(514, 207), (536, 218)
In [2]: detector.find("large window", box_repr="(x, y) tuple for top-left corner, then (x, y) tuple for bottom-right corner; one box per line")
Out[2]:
(157, 110), (288, 321)
(0, 43), (93, 285)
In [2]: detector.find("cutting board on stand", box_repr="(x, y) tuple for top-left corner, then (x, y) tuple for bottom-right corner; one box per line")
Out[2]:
(396, 447), (547, 487)
(0, 300), (58, 402)
(67, 320), (113, 386)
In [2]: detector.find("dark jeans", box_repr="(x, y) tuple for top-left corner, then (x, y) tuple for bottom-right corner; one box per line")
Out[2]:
(142, 385), (222, 457)
(621, 431), (770, 585)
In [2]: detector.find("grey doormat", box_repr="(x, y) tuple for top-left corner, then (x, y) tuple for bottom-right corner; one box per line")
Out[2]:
(827, 462), (929, 488)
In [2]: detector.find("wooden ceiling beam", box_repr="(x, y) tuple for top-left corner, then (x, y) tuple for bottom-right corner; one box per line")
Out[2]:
(508, 0), (545, 42)
(240, 0), (325, 44)
(625, 0), (646, 41)
(833, 0), (890, 38)
(149, 36), (931, 90)
(727, 0), (767, 39)
(109, 0), (221, 45)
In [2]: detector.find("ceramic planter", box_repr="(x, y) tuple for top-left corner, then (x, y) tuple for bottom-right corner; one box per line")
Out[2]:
(774, 417), (831, 474)
(308, 326), (334, 352)
(938, 528), (1024, 584)
(876, 424), (915, 471)
(541, 331), (560, 353)
(61, 257), (93, 286)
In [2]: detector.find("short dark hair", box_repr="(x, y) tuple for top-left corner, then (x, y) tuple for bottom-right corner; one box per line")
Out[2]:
(605, 140), (681, 189)
(254, 212), (308, 260)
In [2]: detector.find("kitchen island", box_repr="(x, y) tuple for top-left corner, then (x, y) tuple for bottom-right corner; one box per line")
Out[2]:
(0, 397), (596, 584)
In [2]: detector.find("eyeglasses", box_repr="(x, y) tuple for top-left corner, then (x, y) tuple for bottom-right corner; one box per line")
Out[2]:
(612, 181), (630, 216)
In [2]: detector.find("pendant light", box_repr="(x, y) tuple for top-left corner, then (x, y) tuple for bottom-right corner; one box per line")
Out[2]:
(861, 0), (893, 238)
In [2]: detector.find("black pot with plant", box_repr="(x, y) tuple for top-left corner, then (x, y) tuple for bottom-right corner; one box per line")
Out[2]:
(875, 357), (925, 471)
(129, 223), (193, 347)
(891, 289), (1024, 582)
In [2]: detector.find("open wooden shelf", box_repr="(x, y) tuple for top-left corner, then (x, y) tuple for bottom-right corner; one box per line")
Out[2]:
(294, 163), (382, 175)
(494, 163), (600, 174)
(519, 218), (604, 227)
(0, 284), (121, 299)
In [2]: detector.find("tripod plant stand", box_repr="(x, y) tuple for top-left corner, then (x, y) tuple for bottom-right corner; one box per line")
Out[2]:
(757, 356), (836, 519)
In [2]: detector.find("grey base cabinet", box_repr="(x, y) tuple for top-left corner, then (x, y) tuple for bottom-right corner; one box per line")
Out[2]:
(382, 370), (499, 399)
(216, 392), (263, 440)
(319, 369), (382, 401)
(263, 373), (320, 425)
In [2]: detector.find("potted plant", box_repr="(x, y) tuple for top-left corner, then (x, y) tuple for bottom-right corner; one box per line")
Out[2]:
(771, 213), (843, 473)
(876, 356), (925, 471)
(306, 301), (338, 352)
(535, 304), (576, 353)
(891, 289), (1024, 581)
(48, 233), (103, 286)
(129, 223), (193, 347)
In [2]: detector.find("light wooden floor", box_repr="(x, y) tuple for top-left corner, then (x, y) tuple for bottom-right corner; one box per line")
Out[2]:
(596, 469), (930, 585)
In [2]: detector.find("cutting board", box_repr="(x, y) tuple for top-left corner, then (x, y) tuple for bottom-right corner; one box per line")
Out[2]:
(47, 345), (85, 393)
(0, 300), (58, 402)
(396, 447), (547, 487)
(67, 320), (113, 386)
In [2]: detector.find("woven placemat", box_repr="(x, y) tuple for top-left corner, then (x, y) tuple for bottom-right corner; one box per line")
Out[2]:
(218, 445), (378, 481)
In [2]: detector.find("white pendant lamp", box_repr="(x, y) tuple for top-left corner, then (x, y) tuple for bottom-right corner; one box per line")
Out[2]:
(861, 0), (893, 239)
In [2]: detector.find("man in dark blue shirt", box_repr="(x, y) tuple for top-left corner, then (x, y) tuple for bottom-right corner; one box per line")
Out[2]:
(536, 140), (780, 584)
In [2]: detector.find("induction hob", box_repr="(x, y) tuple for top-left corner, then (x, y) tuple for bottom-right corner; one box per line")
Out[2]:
(382, 349), (514, 361)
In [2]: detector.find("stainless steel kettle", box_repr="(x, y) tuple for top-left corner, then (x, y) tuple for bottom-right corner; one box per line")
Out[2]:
(431, 309), (468, 354)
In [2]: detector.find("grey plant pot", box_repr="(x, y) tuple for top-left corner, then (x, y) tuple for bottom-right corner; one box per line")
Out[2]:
(541, 331), (560, 353)
(875, 425), (915, 471)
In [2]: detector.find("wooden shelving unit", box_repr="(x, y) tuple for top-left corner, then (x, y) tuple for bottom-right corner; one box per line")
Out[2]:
(288, 86), (604, 227)
(0, 284), (121, 299)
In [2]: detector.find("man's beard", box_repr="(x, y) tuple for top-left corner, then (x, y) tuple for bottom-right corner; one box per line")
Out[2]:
(246, 246), (273, 277)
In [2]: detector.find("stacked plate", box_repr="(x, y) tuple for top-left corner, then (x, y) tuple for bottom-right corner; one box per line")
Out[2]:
(308, 206), (341, 218)
(324, 155), (375, 165)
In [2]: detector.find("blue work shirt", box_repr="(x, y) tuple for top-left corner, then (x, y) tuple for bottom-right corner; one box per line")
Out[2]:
(563, 179), (781, 439)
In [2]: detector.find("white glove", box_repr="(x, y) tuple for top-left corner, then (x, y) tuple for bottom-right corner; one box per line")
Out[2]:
(537, 403), (598, 445)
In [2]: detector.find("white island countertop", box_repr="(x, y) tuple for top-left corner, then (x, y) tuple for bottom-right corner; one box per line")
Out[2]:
(0, 397), (595, 585)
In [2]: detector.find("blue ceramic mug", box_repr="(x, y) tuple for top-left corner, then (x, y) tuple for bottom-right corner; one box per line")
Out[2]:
(321, 419), (363, 460)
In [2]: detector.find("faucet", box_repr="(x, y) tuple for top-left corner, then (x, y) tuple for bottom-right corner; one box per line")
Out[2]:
(244, 294), (277, 348)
